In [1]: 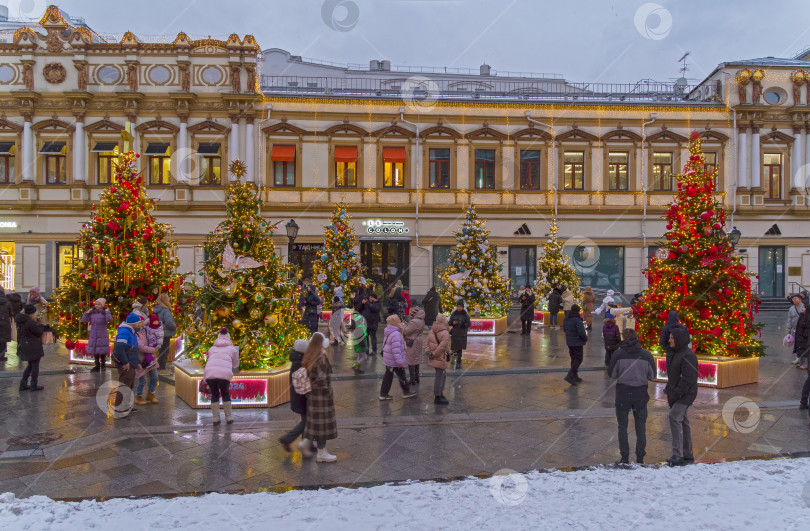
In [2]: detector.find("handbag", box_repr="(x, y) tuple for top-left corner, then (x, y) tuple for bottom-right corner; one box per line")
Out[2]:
(199, 380), (211, 394)
(292, 366), (312, 395)
(405, 337), (415, 347)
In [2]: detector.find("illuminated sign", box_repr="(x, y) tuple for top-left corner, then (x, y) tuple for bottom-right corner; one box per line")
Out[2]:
(656, 358), (718, 387)
(197, 379), (268, 406)
(69, 340), (112, 363)
(0, 221), (17, 228)
(468, 319), (496, 335)
(362, 219), (410, 234)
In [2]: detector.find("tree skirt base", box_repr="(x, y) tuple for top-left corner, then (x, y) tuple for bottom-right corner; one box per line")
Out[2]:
(654, 355), (759, 388)
(174, 359), (290, 409)
(468, 316), (508, 335)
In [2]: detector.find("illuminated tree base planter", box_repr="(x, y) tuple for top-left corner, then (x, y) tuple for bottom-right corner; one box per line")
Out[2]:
(654, 355), (759, 389)
(319, 309), (354, 327)
(174, 359), (290, 409)
(67, 341), (111, 364)
(468, 316), (508, 335)
(533, 311), (578, 326)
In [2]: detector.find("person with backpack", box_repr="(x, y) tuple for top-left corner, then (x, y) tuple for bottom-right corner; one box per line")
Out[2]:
(449, 300), (471, 369)
(426, 314), (451, 405)
(379, 314), (416, 400)
(302, 285), (322, 335)
(203, 327), (240, 425)
(602, 312), (621, 366)
(563, 304), (588, 385)
(279, 339), (318, 456)
(301, 332), (339, 463)
(110, 313), (144, 418)
(387, 287), (406, 320)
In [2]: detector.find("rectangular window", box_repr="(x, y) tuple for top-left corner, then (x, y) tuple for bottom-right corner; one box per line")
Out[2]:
(608, 152), (629, 191)
(563, 244), (624, 293)
(652, 152), (673, 191)
(198, 143), (222, 186)
(563, 151), (584, 190)
(383, 147), (406, 188)
(474, 149), (496, 190)
(704, 152), (717, 178)
(429, 148), (450, 189)
(0, 143), (14, 184)
(40, 142), (66, 185)
(763, 153), (782, 199)
(519, 150), (541, 190)
(56, 243), (85, 287)
(145, 143), (171, 185)
(271, 145), (296, 187)
(97, 153), (116, 184)
(334, 146), (357, 188)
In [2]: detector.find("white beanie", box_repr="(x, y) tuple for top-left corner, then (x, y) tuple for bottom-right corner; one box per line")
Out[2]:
(294, 339), (309, 352)
(607, 289), (615, 296)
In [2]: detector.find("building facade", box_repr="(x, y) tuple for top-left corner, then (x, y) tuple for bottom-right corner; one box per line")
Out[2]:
(1, 6), (809, 302)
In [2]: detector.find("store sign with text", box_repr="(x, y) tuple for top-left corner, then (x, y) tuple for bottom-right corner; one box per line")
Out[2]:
(468, 318), (496, 335)
(361, 219), (410, 235)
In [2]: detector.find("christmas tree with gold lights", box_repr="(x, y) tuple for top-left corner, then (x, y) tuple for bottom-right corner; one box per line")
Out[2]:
(312, 202), (364, 310)
(534, 219), (581, 307)
(637, 132), (763, 357)
(51, 151), (184, 347)
(439, 205), (511, 316)
(184, 161), (307, 370)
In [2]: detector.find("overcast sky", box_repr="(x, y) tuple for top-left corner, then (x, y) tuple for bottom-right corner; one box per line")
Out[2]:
(17, 0), (810, 83)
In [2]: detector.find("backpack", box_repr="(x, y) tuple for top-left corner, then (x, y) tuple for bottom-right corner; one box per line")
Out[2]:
(292, 367), (311, 395)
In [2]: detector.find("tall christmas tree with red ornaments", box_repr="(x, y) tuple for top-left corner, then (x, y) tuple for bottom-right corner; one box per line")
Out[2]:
(636, 132), (763, 357)
(51, 151), (184, 345)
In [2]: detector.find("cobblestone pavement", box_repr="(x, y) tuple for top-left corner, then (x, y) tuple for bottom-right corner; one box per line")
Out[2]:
(0, 311), (808, 499)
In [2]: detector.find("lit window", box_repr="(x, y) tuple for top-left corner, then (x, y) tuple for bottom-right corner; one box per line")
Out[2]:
(563, 151), (584, 190)
(198, 143), (222, 186)
(145, 143), (171, 185)
(272, 145), (296, 187)
(334, 146), (357, 188)
(474, 149), (496, 190)
(608, 152), (629, 191)
(763, 153), (782, 199)
(429, 148), (450, 189)
(652, 152), (673, 191)
(383, 147), (406, 188)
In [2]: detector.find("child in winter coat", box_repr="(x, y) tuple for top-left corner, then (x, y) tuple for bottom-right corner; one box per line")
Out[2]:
(134, 314), (162, 405)
(602, 312), (621, 366)
(203, 327), (240, 425)
(379, 314), (415, 400)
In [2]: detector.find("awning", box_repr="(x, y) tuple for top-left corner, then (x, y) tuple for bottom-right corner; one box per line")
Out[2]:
(91, 142), (118, 152)
(144, 143), (170, 155)
(383, 147), (406, 163)
(334, 146), (357, 163)
(39, 142), (66, 154)
(197, 143), (221, 155)
(0, 142), (14, 154)
(271, 145), (296, 161)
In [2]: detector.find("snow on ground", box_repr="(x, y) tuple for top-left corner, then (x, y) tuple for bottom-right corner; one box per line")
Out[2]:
(2, 458), (810, 530)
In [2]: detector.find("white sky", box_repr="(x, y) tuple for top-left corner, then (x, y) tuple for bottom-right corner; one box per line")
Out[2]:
(18, 0), (810, 83)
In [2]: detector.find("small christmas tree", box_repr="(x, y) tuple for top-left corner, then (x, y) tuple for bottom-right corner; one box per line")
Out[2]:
(51, 151), (184, 344)
(439, 205), (510, 316)
(312, 202), (364, 310)
(184, 161), (307, 370)
(637, 132), (763, 357)
(534, 219), (582, 308)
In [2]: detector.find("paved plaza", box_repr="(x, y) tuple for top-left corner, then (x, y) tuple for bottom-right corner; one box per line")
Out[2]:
(0, 311), (808, 500)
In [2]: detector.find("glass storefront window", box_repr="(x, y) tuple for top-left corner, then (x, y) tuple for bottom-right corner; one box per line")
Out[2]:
(563, 244), (624, 293)
(432, 245), (453, 290)
(56, 243), (85, 287)
(509, 246), (536, 296)
(0, 241), (14, 291)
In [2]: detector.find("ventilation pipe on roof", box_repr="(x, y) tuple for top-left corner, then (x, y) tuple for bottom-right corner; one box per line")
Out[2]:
(480, 63), (491, 76)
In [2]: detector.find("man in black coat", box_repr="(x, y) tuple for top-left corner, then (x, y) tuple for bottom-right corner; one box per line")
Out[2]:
(547, 288), (563, 329)
(608, 328), (655, 464)
(518, 287), (536, 335)
(795, 306), (810, 410)
(279, 339), (317, 456)
(665, 327), (699, 466)
(302, 286), (322, 335)
(0, 288), (13, 361)
(562, 304), (588, 385)
(15, 305), (45, 391)
(359, 293), (382, 355)
(422, 287), (442, 327)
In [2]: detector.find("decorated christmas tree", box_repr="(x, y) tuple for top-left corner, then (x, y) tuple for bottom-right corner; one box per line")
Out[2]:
(184, 161), (307, 370)
(51, 151), (184, 345)
(439, 205), (511, 316)
(636, 132), (763, 357)
(312, 202), (364, 310)
(534, 219), (582, 308)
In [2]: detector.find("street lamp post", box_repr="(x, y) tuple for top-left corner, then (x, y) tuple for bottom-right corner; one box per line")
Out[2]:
(728, 226), (742, 249)
(285, 219), (299, 270)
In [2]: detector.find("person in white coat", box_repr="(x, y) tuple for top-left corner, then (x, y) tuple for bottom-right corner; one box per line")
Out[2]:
(203, 328), (240, 425)
(593, 289), (617, 316)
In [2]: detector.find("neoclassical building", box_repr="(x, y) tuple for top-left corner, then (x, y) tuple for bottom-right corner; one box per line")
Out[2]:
(1, 6), (809, 303)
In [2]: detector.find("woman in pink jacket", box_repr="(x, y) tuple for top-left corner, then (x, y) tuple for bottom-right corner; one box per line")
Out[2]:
(203, 327), (240, 425)
(379, 314), (416, 401)
(426, 314), (451, 405)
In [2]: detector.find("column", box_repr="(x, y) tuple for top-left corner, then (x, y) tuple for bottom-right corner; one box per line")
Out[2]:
(245, 117), (254, 182)
(229, 117), (240, 180)
(805, 126), (810, 189)
(590, 141), (603, 192)
(737, 126), (748, 189)
(73, 118), (86, 182)
(793, 125), (804, 190)
(750, 126), (761, 189)
(22, 117), (34, 182)
(178, 119), (188, 183)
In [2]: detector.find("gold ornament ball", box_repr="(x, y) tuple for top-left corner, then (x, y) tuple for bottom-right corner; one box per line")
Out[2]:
(232, 318), (242, 327)
(264, 315), (277, 326)
(250, 308), (261, 319)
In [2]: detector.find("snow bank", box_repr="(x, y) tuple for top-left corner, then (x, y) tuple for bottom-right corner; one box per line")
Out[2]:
(1, 458), (809, 530)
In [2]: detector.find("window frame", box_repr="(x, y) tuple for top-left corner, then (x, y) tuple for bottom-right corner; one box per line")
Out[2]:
(607, 151), (629, 191)
(335, 160), (357, 188)
(383, 161), (405, 188)
(473, 148), (496, 190)
(0, 153), (14, 184)
(519, 149), (541, 190)
(44, 153), (67, 185)
(148, 154), (171, 186)
(763, 152), (782, 199)
(428, 147), (451, 189)
(563, 151), (585, 191)
(651, 152), (674, 191)
(273, 159), (295, 187)
(96, 153), (117, 185)
(199, 154), (222, 186)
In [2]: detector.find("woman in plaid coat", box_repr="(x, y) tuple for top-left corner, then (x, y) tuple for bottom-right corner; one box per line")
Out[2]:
(301, 332), (338, 462)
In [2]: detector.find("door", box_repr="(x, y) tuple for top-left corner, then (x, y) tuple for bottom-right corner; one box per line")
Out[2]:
(509, 246), (536, 298)
(360, 241), (410, 296)
(758, 246), (785, 297)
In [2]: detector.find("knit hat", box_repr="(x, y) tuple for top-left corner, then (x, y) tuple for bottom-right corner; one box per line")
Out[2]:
(24, 304), (36, 314)
(607, 289), (615, 296)
(125, 313), (142, 324)
(148, 314), (161, 329)
(605, 313), (615, 319)
(455, 299), (465, 307)
(570, 304), (581, 314)
(94, 298), (106, 305)
(294, 339), (309, 352)
(218, 327), (230, 339)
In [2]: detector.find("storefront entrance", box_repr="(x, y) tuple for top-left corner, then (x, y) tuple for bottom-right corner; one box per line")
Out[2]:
(509, 245), (536, 297)
(289, 243), (324, 281)
(758, 246), (785, 298)
(0, 242), (14, 291)
(360, 240), (410, 296)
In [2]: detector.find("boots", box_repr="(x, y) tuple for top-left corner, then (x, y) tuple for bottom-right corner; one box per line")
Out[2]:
(316, 446), (337, 463)
(135, 395), (147, 405)
(434, 395), (449, 405)
(146, 392), (159, 404)
(455, 352), (462, 369)
(30, 382), (44, 392)
(297, 438), (313, 458)
(211, 402), (221, 425)
(223, 401), (233, 424)
(19, 378), (30, 391)
(90, 356), (101, 373)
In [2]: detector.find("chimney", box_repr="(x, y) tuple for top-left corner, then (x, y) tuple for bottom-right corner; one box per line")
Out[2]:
(480, 63), (491, 76)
